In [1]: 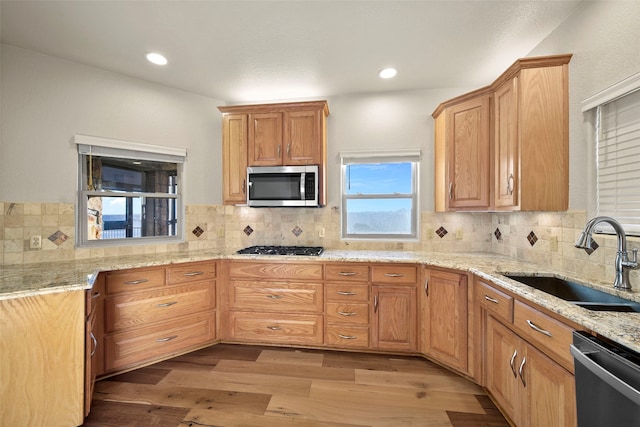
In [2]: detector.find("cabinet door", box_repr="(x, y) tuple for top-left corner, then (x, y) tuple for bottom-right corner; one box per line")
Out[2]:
(222, 114), (248, 205)
(248, 112), (283, 165)
(523, 344), (577, 427)
(371, 285), (417, 351)
(486, 316), (521, 425)
(446, 95), (491, 209)
(423, 269), (468, 372)
(284, 109), (321, 165)
(494, 77), (518, 208)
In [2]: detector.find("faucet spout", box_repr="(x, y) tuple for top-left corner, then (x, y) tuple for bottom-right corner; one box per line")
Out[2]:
(575, 216), (639, 290)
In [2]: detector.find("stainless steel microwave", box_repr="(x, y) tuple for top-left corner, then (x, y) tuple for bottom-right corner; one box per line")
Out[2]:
(247, 165), (320, 207)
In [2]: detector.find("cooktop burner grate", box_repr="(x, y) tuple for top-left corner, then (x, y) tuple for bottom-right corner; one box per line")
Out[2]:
(236, 245), (324, 256)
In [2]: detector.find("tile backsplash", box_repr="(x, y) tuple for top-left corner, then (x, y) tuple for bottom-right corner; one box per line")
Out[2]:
(2, 201), (638, 287)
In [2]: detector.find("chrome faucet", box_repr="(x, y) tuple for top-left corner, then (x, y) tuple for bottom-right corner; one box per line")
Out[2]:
(575, 216), (639, 290)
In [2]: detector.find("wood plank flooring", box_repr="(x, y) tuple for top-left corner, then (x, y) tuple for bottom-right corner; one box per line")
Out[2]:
(83, 344), (509, 427)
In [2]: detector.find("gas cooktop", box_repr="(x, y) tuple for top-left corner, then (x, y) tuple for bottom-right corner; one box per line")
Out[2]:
(236, 245), (324, 256)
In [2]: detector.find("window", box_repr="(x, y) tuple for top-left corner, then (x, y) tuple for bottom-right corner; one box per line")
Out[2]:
(340, 150), (420, 240)
(76, 135), (186, 247)
(582, 72), (640, 236)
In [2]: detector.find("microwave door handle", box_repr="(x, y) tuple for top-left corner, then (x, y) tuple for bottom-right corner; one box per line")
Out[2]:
(300, 172), (306, 200)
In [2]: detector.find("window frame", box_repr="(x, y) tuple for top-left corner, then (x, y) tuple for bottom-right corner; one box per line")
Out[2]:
(75, 134), (186, 248)
(582, 72), (640, 236)
(340, 150), (420, 241)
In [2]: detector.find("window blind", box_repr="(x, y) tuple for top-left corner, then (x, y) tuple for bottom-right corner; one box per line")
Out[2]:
(595, 88), (640, 235)
(75, 134), (187, 163)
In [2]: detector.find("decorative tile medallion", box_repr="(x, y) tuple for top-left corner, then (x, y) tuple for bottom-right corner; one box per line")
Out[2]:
(584, 239), (599, 255)
(435, 226), (448, 238)
(48, 230), (68, 246)
(292, 225), (303, 237)
(192, 226), (204, 237)
(527, 231), (538, 246)
(494, 228), (502, 241)
(243, 225), (254, 236)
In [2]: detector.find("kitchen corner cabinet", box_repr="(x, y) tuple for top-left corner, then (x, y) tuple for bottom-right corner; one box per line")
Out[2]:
(1, 290), (85, 427)
(421, 268), (469, 373)
(433, 54), (571, 212)
(218, 100), (329, 205)
(434, 94), (491, 211)
(371, 265), (418, 352)
(85, 274), (105, 417)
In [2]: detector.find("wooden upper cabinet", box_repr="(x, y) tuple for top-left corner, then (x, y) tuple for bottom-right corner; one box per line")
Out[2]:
(433, 54), (571, 212)
(218, 100), (329, 205)
(249, 112), (283, 165)
(222, 114), (248, 205)
(447, 95), (491, 210)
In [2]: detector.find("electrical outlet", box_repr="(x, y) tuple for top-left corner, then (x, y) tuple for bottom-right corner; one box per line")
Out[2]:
(550, 236), (559, 252)
(455, 228), (463, 240)
(30, 235), (42, 249)
(319, 228), (325, 238)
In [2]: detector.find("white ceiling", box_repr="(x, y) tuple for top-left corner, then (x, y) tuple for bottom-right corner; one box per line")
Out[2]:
(0, 0), (583, 104)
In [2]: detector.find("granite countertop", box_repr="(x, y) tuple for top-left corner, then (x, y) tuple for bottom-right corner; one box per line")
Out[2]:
(2, 248), (639, 354)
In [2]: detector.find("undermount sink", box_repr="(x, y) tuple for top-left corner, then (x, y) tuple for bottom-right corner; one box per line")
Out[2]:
(505, 275), (640, 313)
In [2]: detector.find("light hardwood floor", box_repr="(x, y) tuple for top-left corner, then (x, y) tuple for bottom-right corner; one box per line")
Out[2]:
(83, 344), (509, 427)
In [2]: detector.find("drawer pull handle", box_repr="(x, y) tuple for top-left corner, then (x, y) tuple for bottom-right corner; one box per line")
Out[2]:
(509, 349), (518, 377)
(92, 291), (101, 299)
(384, 273), (404, 277)
(338, 311), (357, 317)
(156, 301), (178, 307)
(156, 335), (178, 342)
(484, 295), (499, 304)
(338, 334), (357, 340)
(338, 272), (357, 276)
(266, 295), (284, 299)
(518, 357), (527, 387)
(90, 332), (97, 357)
(183, 271), (204, 277)
(337, 291), (356, 296)
(526, 319), (552, 337)
(267, 326), (282, 331)
(124, 279), (149, 285)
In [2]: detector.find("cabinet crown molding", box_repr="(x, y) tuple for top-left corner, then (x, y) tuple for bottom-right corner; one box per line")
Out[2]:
(218, 100), (329, 115)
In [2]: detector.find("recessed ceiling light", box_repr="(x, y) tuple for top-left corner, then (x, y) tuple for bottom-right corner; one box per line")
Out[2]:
(379, 67), (397, 79)
(146, 52), (168, 66)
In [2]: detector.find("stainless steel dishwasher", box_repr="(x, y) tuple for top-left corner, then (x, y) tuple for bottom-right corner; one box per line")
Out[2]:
(570, 331), (640, 426)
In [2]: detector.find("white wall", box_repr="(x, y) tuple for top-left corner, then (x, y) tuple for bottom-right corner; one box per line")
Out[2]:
(0, 44), (224, 205)
(527, 0), (640, 211)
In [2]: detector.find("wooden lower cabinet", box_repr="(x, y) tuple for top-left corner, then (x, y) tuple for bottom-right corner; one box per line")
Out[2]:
(486, 315), (576, 427)
(422, 268), (468, 373)
(1, 290), (85, 427)
(372, 285), (417, 351)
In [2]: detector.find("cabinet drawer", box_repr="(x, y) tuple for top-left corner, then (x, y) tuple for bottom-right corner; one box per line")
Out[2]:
(325, 325), (369, 348)
(229, 312), (323, 344)
(105, 283), (215, 332)
(326, 303), (369, 325)
(229, 261), (323, 280)
(371, 265), (417, 284)
(104, 312), (215, 371)
(326, 283), (369, 302)
(325, 264), (369, 282)
(477, 281), (514, 323)
(167, 261), (216, 285)
(230, 281), (323, 313)
(106, 268), (166, 294)
(513, 300), (575, 371)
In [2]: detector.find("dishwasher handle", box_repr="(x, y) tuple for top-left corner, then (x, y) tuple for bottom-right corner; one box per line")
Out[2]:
(570, 344), (640, 407)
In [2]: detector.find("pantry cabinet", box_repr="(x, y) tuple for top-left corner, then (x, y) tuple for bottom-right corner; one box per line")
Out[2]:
(218, 100), (329, 205)
(433, 54), (571, 212)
